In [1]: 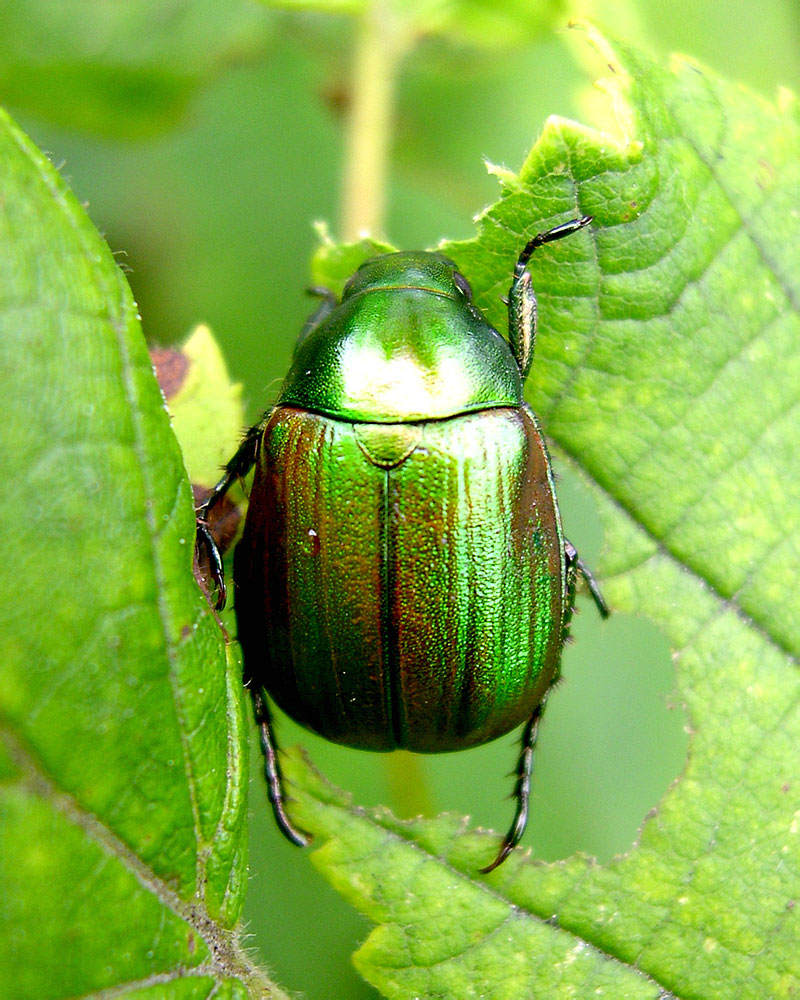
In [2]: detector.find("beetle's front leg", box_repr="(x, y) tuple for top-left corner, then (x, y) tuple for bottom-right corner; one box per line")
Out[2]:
(508, 215), (593, 383)
(480, 697), (551, 874)
(247, 679), (311, 848)
(195, 421), (264, 610)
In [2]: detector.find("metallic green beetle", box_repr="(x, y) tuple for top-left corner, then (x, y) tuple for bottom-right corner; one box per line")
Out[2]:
(198, 215), (608, 872)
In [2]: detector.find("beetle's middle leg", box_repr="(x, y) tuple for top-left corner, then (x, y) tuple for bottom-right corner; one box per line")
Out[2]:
(564, 538), (610, 620)
(480, 697), (551, 873)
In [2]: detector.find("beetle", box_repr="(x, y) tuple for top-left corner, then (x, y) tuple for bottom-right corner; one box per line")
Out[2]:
(197, 215), (608, 872)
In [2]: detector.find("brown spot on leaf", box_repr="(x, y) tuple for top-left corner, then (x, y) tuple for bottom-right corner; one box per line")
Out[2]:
(320, 79), (349, 119)
(150, 347), (190, 399)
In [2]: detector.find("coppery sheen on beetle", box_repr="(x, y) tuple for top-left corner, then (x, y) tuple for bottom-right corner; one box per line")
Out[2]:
(196, 217), (608, 872)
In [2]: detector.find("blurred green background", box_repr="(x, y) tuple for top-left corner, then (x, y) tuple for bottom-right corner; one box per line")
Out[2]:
(4, 1), (798, 996)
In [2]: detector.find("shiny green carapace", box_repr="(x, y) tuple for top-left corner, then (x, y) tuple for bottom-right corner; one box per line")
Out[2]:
(198, 219), (609, 872)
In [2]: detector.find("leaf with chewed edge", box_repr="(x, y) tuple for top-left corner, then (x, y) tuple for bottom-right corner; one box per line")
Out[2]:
(290, 28), (800, 1000)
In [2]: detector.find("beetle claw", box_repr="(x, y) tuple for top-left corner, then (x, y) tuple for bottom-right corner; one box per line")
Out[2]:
(273, 807), (312, 848)
(480, 839), (515, 874)
(249, 686), (311, 849)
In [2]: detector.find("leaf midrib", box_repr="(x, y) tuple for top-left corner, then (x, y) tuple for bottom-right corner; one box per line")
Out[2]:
(329, 797), (684, 998)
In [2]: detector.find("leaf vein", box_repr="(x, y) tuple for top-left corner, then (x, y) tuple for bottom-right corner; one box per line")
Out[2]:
(560, 444), (800, 667)
(679, 70), (800, 315)
(342, 803), (684, 996)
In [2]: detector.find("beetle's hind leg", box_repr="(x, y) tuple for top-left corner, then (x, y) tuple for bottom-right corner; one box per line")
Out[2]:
(480, 697), (551, 874)
(480, 540), (609, 874)
(247, 679), (311, 848)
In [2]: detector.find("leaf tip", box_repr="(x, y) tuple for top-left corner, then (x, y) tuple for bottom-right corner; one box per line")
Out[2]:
(312, 218), (334, 245)
(483, 158), (520, 190)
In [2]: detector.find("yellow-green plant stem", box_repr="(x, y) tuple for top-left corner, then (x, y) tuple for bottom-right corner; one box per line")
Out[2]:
(340, 4), (432, 818)
(340, 1), (406, 240)
(386, 750), (435, 821)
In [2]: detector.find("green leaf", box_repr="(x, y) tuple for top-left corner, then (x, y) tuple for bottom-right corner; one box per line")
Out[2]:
(150, 325), (248, 596)
(0, 0), (271, 137)
(260, 0), (565, 51)
(0, 109), (283, 998)
(265, 0), (365, 14)
(150, 323), (245, 491)
(310, 222), (396, 292)
(284, 28), (800, 999)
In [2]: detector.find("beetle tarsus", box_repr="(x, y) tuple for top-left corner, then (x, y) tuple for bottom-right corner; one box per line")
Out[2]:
(515, 215), (593, 272)
(251, 685), (311, 848)
(480, 703), (546, 874)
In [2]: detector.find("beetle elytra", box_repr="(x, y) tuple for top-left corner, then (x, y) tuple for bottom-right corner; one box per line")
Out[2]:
(197, 216), (608, 872)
